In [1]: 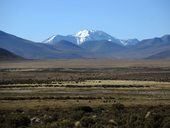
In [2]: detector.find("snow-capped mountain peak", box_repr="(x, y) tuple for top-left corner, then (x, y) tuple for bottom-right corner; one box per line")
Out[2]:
(74, 29), (93, 37)
(74, 29), (92, 44)
(73, 29), (121, 45)
(42, 29), (139, 46)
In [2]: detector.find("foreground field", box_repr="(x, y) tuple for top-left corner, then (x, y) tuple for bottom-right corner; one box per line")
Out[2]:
(0, 80), (170, 109)
(1, 104), (170, 128)
(0, 59), (170, 128)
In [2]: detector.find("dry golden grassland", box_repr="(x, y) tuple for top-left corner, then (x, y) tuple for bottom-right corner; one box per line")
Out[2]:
(0, 78), (170, 109)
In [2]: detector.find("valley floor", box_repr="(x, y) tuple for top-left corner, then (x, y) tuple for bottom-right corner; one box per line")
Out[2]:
(0, 59), (170, 128)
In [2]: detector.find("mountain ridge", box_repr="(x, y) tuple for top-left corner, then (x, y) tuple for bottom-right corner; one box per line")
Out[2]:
(0, 30), (170, 59)
(43, 29), (123, 46)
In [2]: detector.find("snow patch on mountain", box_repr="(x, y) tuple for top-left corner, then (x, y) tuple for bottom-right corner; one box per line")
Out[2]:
(43, 35), (56, 44)
(120, 39), (139, 46)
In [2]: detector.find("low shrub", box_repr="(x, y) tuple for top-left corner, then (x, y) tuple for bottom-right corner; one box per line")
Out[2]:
(74, 106), (93, 113)
(7, 114), (30, 128)
(80, 116), (96, 127)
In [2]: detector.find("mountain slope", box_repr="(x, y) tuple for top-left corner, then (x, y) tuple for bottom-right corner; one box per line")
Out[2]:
(120, 35), (170, 59)
(52, 40), (92, 58)
(0, 48), (23, 60)
(0, 31), (86, 59)
(81, 40), (125, 58)
(53, 40), (84, 51)
(43, 35), (77, 45)
(0, 30), (60, 59)
(146, 50), (170, 59)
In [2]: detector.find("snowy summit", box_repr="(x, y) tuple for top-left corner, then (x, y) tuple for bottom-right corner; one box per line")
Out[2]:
(73, 29), (119, 45)
(74, 29), (93, 45)
(43, 29), (138, 46)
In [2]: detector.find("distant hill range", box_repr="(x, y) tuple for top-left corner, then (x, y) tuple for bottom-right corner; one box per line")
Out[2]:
(0, 30), (170, 59)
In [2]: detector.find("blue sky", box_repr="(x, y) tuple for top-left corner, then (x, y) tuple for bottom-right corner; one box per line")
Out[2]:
(0, 0), (170, 41)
